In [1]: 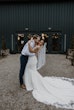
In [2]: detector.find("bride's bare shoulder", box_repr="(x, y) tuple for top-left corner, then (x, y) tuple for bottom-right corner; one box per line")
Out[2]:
(32, 45), (41, 53)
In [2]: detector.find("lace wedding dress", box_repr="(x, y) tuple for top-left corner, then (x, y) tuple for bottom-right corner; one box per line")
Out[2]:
(23, 55), (74, 109)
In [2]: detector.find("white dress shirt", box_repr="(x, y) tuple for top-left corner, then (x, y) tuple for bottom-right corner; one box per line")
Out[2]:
(21, 40), (35, 56)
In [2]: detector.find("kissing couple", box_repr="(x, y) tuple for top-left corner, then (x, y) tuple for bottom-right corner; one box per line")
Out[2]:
(19, 34), (74, 110)
(19, 34), (45, 89)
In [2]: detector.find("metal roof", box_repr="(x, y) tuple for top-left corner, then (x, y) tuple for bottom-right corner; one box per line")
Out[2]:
(0, 0), (72, 3)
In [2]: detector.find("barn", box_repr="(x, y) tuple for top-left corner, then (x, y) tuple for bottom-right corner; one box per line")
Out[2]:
(0, 0), (74, 53)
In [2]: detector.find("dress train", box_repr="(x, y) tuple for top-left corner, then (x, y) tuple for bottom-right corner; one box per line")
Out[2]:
(23, 56), (74, 109)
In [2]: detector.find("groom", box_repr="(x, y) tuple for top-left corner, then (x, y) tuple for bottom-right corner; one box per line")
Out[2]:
(19, 34), (40, 89)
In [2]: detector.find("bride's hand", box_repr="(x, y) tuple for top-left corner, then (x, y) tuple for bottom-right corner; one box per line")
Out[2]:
(28, 40), (31, 44)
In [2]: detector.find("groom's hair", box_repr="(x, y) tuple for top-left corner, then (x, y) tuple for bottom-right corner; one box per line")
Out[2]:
(33, 34), (38, 39)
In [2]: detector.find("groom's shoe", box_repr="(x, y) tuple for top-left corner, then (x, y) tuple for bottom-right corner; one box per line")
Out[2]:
(20, 84), (26, 89)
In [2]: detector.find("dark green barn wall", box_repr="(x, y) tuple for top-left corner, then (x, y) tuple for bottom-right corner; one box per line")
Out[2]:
(0, 2), (74, 52)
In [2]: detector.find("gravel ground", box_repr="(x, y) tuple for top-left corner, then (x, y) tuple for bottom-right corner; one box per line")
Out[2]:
(0, 54), (74, 110)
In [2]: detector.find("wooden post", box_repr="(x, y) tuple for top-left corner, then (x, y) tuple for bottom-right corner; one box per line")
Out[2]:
(11, 34), (14, 51)
(64, 34), (66, 52)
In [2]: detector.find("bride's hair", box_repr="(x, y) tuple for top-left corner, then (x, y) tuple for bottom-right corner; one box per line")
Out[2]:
(40, 35), (47, 44)
(38, 39), (44, 46)
(40, 37), (45, 44)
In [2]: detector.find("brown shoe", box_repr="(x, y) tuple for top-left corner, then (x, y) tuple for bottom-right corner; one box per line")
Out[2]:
(20, 84), (26, 89)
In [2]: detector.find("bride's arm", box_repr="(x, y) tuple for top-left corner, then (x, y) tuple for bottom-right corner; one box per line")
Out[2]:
(28, 43), (40, 53)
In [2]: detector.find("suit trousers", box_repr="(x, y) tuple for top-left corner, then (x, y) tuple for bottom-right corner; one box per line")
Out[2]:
(19, 55), (28, 85)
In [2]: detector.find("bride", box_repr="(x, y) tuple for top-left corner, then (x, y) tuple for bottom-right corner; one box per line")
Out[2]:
(23, 39), (74, 109)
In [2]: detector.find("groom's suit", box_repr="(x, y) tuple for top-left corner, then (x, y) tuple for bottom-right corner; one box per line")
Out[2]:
(19, 40), (35, 85)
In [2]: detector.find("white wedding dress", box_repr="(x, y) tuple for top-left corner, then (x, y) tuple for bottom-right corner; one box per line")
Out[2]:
(23, 55), (74, 109)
